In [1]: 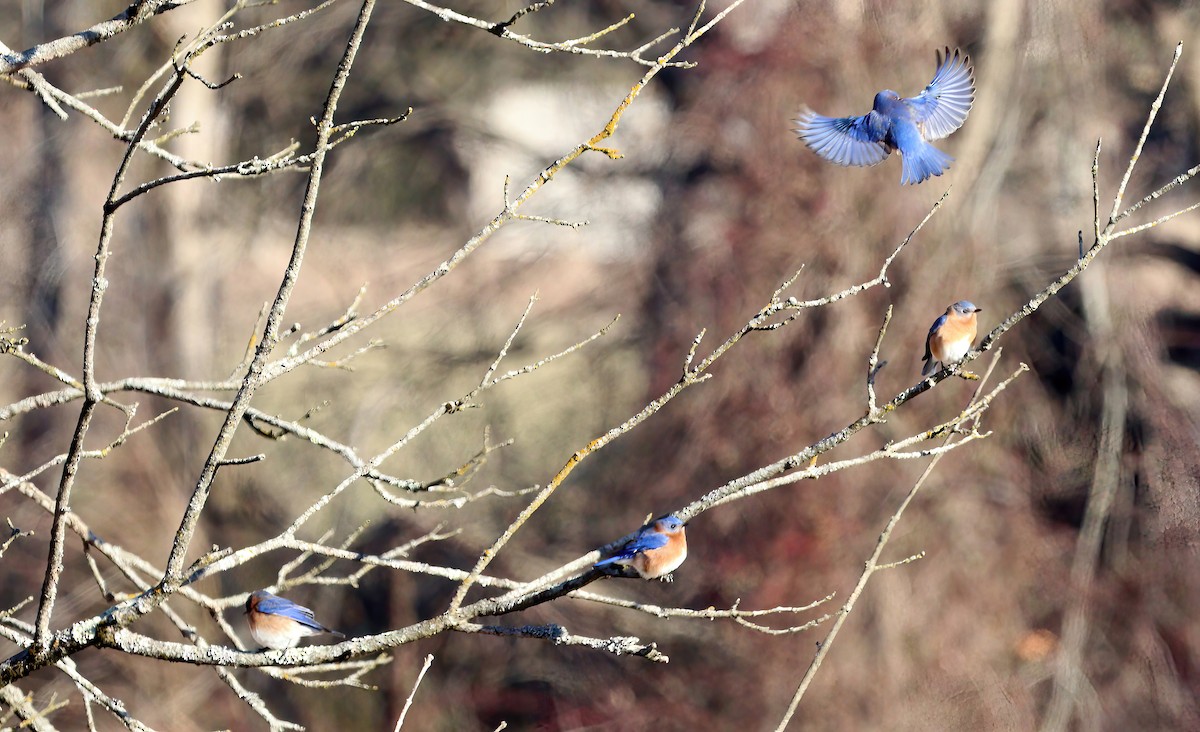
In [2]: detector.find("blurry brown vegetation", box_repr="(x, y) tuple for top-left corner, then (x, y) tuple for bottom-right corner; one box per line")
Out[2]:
(3, 0), (1200, 730)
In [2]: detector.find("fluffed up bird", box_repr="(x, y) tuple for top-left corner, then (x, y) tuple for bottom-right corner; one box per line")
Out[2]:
(245, 590), (345, 650)
(922, 300), (982, 377)
(595, 514), (688, 580)
(795, 47), (974, 185)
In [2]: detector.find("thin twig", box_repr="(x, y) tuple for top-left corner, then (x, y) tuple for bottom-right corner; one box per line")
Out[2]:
(392, 654), (434, 731)
(1108, 42), (1182, 224)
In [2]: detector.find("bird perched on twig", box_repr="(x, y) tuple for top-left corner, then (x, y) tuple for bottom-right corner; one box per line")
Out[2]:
(245, 590), (345, 650)
(922, 300), (982, 377)
(795, 47), (974, 185)
(595, 514), (688, 580)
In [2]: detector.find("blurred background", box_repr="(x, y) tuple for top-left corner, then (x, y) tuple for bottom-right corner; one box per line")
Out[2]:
(2, 0), (1200, 729)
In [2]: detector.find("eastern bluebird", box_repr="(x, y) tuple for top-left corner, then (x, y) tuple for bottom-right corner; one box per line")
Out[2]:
(922, 300), (982, 377)
(594, 514), (688, 580)
(245, 590), (345, 650)
(795, 47), (974, 185)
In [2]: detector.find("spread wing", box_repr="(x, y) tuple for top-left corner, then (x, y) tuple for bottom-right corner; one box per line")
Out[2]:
(794, 110), (891, 167)
(905, 47), (974, 140)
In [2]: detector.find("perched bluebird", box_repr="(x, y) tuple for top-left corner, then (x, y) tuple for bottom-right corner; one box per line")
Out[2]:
(922, 300), (982, 377)
(795, 47), (975, 185)
(244, 590), (344, 650)
(594, 514), (688, 580)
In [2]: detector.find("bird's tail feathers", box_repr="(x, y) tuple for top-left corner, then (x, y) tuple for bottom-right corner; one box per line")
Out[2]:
(900, 142), (953, 185)
(921, 358), (939, 377)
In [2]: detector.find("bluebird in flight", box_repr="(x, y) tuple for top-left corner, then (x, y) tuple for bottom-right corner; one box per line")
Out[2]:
(922, 301), (982, 377)
(245, 590), (345, 650)
(595, 514), (688, 580)
(795, 47), (974, 185)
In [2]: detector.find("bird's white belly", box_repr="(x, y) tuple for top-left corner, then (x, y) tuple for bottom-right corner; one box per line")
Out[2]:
(250, 625), (303, 650)
(940, 338), (970, 364)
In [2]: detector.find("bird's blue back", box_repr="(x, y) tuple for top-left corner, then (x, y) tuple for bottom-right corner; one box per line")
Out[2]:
(256, 595), (324, 629)
(927, 313), (949, 336)
(595, 530), (670, 566)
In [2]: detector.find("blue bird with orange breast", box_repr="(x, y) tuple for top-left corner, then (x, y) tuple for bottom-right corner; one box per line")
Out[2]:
(795, 47), (974, 185)
(595, 514), (687, 580)
(922, 300), (982, 377)
(245, 590), (345, 650)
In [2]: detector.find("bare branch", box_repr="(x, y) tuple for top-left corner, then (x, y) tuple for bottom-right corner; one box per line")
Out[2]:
(0, 683), (62, 731)
(0, 519), (33, 560)
(457, 623), (669, 663)
(866, 305), (893, 416)
(0, 1), (195, 76)
(405, 0), (681, 68)
(160, 0), (379, 585)
(774, 351), (1008, 730)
